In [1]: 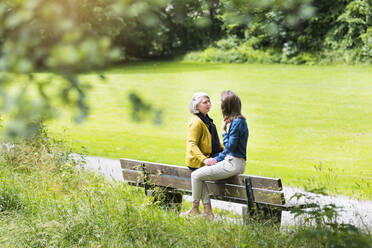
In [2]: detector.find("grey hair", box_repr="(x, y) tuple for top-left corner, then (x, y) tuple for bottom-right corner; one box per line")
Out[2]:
(189, 92), (209, 114)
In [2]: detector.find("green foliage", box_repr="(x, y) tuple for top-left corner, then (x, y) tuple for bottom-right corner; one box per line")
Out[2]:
(187, 0), (372, 64)
(129, 92), (163, 125)
(0, 0), (124, 138)
(0, 0), (121, 73)
(324, 0), (372, 63)
(222, 0), (316, 46)
(118, 0), (223, 58)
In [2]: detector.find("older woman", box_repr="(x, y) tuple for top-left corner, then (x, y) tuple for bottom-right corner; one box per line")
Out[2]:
(183, 90), (249, 219)
(182, 92), (223, 217)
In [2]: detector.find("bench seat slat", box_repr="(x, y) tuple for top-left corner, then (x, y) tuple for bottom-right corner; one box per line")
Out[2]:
(208, 195), (248, 204)
(253, 202), (317, 211)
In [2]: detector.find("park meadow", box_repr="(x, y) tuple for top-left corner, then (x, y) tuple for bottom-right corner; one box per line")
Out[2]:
(47, 62), (372, 200)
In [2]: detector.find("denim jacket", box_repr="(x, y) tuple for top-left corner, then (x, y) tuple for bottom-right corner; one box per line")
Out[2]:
(214, 117), (248, 162)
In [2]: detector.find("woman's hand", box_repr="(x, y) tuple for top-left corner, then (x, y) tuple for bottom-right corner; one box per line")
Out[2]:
(204, 158), (217, 166)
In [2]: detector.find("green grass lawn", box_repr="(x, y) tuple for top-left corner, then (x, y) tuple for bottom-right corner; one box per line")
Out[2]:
(47, 62), (372, 199)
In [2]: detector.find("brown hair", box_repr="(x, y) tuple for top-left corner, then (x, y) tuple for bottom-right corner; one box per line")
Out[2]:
(220, 90), (245, 123)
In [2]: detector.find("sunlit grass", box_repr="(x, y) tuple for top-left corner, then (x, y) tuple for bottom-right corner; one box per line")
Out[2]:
(0, 138), (296, 247)
(46, 62), (372, 199)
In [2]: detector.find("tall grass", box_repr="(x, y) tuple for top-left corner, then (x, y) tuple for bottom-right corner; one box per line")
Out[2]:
(0, 132), (371, 247)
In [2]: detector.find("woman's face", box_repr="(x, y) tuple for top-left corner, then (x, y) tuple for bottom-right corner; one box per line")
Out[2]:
(197, 96), (211, 115)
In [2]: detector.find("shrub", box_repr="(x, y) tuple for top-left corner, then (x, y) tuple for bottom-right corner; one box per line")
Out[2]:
(184, 39), (287, 64)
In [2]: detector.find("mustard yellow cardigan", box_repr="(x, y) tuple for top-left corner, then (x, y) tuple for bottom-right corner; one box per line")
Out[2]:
(185, 115), (223, 168)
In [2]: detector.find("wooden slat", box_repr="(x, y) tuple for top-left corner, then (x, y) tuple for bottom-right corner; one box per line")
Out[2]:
(146, 174), (247, 199)
(148, 174), (192, 190)
(212, 175), (245, 186)
(144, 162), (192, 178)
(147, 174), (247, 200)
(206, 183), (284, 204)
(209, 195), (248, 204)
(250, 202), (317, 211)
(253, 188), (285, 205)
(213, 175), (282, 190)
(249, 176), (282, 191)
(120, 158), (144, 170)
(206, 182), (247, 199)
(122, 169), (144, 184)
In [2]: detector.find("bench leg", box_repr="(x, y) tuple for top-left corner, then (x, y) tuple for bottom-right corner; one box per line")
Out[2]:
(146, 189), (183, 212)
(261, 207), (282, 225)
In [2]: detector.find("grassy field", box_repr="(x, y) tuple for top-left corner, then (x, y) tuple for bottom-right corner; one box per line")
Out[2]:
(46, 62), (372, 199)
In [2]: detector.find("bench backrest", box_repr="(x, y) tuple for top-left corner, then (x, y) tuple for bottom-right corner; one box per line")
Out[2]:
(120, 158), (285, 206)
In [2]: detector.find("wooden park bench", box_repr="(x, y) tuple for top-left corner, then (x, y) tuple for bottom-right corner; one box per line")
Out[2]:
(120, 158), (315, 224)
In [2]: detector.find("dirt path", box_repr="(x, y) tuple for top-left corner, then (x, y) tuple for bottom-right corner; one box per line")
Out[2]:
(82, 155), (372, 231)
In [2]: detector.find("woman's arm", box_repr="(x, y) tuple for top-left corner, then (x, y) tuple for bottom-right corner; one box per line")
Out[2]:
(186, 121), (207, 163)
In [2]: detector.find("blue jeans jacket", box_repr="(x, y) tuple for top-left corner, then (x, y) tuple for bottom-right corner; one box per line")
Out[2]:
(214, 117), (248, 162)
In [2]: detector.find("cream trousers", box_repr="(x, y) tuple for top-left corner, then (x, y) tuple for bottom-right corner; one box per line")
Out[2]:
(191, 155), (246, 204)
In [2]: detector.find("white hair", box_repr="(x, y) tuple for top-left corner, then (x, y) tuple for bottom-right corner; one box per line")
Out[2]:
(189, 92), (209, 114)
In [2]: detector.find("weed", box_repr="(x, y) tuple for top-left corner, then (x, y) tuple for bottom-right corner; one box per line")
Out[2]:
(0, 178), (24, 212)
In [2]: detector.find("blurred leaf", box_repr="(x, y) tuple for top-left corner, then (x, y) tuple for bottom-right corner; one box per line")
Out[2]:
(128, 92), (163, 125)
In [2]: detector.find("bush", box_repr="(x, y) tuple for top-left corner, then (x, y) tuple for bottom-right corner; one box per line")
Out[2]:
(183, 38), (370, 65)
(184, 39), (302, 64)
